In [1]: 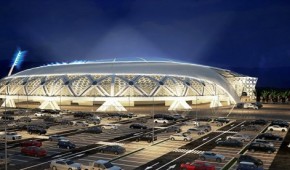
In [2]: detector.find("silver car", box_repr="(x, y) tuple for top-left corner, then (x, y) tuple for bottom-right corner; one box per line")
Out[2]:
(170, 133), (192, 141)
(226, 134), (251, 142)
(50, 159), (81, 170)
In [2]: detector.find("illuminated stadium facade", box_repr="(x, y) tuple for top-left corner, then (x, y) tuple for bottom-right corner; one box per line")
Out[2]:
(0, 58), (257, 111)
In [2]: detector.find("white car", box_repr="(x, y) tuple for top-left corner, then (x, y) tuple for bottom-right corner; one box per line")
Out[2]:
(186, 121), (200, 126)
(34, 112), (45, 117)
(101, 124), (118, 130)
(0, 132), (22, 140)
(244, 103), (258, 109)
(170, 133), (192, 141)
(50, 159), (81, 170)
(154, 118), (169, 124)
(268, 125), (288, 132)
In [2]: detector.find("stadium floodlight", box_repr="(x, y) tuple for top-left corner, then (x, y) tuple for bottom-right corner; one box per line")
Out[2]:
(8, 48), (27, 76)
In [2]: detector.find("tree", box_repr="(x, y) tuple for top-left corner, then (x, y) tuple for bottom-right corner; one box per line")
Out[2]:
(261, 90), (269, 103)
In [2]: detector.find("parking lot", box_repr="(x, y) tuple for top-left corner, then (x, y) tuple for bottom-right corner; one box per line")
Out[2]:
(0, 104), (290, 170)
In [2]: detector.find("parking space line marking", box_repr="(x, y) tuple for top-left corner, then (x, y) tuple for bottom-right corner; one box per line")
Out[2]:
(155, 121), (245, 170)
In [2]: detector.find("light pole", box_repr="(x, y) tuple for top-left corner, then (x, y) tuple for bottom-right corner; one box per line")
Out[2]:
(4, 90), (8, 170)
(152, 96), (155, 144)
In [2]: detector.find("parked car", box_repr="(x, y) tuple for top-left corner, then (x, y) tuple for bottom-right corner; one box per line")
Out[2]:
(187, 127), (205, 135)
(241, 125), (260, 131)
(237, 162), (264, 170)
(195, 117), (212, 122)
(73, 112), (93, 118)
(165, 126), (181, 133)
(21, 146), (47, 157)
(172, 114), (184, 119)
(237, 155), (263, 166)
(134, 133), (157, 143)
(129, 123), (147, 129)
(49, 135), (67, 141)
(256, 133), (283, 141)
(186, 120), (200, 126)
(270, 120), (289, 127)
(216, 139), (243, 147)
(251, 119), (267, 125)
(248, 142), (276, 154)
(21, 140), (42, 147)
(154, 118), (169, 124)
(57, 140), (76, 149)
(197, 125), (212, 132)
(243, 103), (259, 109)
(226, 134), (251, 142)
(43, 116), (57, 123)
(27, 126), (47, 135)
(101, 124), (118, 130)
(1, 115), (14, 121)
(214, 117), (230, 123)
(199, 152), (225, 163)
(253, 139), (274, 147)
(268, 125), (288, 132)
(180, 160), (216, 170)
(252, 102), (263, 109)
(81, 160), (121, 170)
(34, 112), (45, 117)
(16, 117), (31, 122)
(50, 159), (81, 170)
(98, 145), (126, 155)
(170, 133), (192, 141)
(86, 117), (101, 125)
(0, 132), (21, 140)
(107, 116), (122, 121)
(119, 113), (133, 118)
(85, 126), (102, 134)
(70, 120), (89, 127)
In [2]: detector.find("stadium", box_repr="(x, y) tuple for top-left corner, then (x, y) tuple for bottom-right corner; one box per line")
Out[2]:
(0, 58), (257, 111)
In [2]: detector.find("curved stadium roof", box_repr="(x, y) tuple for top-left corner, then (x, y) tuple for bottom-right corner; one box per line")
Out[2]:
(7, 58), (242, 102)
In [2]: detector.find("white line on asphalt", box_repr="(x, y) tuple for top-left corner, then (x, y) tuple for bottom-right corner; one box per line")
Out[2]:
(156, 121), (245, 170)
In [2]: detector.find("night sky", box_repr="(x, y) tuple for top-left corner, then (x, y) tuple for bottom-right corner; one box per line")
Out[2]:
(0, 0), (290, 88)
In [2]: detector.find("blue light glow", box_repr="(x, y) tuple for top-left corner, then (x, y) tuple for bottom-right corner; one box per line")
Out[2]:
(12, 48), (27, 69)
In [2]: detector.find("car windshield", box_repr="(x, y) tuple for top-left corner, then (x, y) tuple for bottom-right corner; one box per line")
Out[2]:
(104, 162), (114, 168)
(66, 160), (74, 165)
(8, 132), (17, 135)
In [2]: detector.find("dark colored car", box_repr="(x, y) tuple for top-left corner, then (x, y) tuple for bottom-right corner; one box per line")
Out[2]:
(3, 111), (14, 115)
(129, 123), (147, 129)
(252, 102), (263, 109)
(252, 119), (267, 125)
(256, 133), (283, 141)
(1, 115), (14, 121)
(241, 125), (259, 131)
(16, 117), (32, 123)
(57, 140), (76, 149)
(21, 146), (47, 157)
(119, 113), (133, 118)
(216, 139), (243, 147)
(187, 128), (205, 135)
(73, 112), (93, 118)
(236, 103), (244, 109)
(195, 117), (212, 122)
(248, 142), (276, 153)
(237, 155), (263, 166)
(27, 126), (47, 135)
(214, 117), (230, 123)
(85, 126), (102, 134)
(43, 116), (57, 123)
(153, 114), (177, 121)
(237, 162), (264, 170)
(21, 140), (42, 147)
(270, 120), (289, 127)
(98, 145), (126, 155)
(134, 133), (157, 143)
(165, 126), (181, 133)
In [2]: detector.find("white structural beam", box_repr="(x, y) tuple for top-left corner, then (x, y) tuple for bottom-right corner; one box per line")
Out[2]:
(1, 99), (16, 108)
(168, 99), (192, 111)
(210, 96), (222, 108)
(97, 99), (127, 112)
(39, 100), (60, 110)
